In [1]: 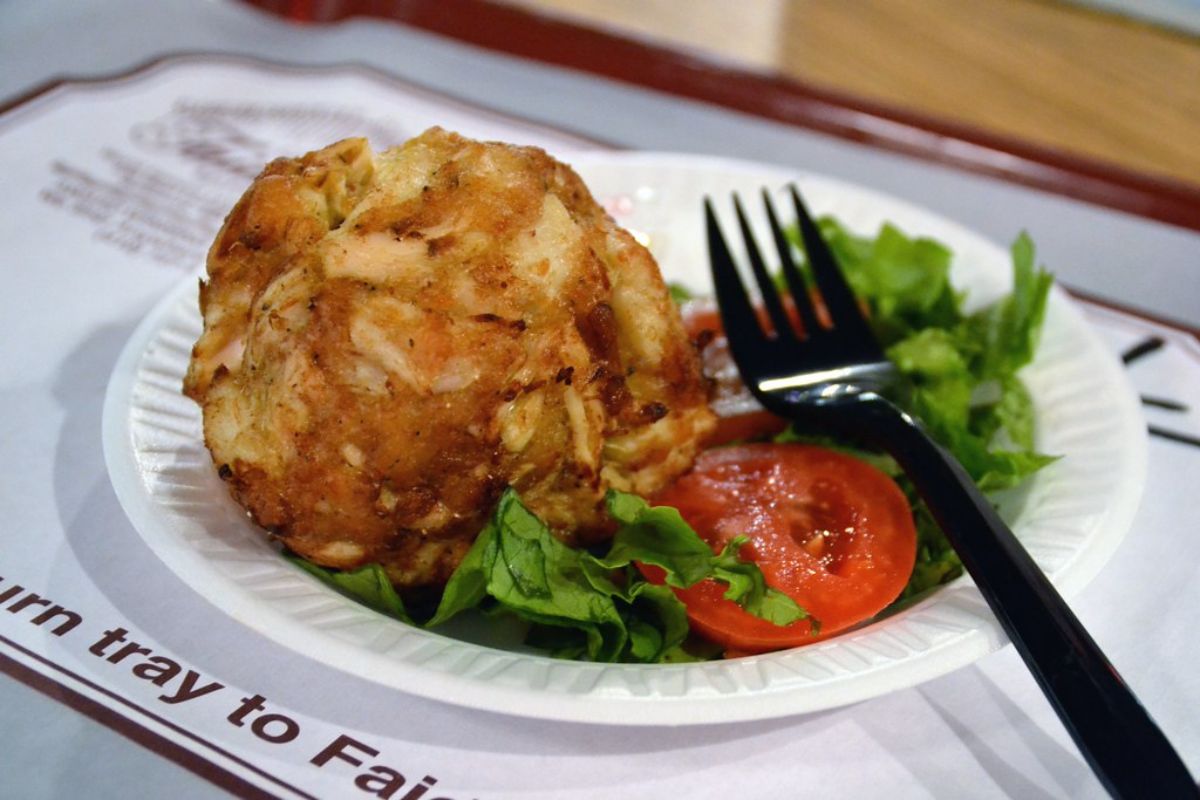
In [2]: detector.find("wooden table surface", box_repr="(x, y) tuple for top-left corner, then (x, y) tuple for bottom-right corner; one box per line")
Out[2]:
(503, 0), (1200, 190)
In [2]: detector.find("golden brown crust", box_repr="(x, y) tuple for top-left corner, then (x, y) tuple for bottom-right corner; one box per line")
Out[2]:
(185, 128), (714, 589)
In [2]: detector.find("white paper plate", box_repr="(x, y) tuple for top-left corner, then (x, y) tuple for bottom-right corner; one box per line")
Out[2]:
(102, 152), (1146, 725)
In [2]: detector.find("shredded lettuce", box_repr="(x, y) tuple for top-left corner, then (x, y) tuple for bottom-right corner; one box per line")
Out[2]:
(601, 492), (807, 628)
(296, 488), (809, 663)
(780, 220), (1057, 596)
(289, 560), (413, 624)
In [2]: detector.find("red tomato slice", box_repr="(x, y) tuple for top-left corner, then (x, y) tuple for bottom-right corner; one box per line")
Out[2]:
(649, 443), (917, 655)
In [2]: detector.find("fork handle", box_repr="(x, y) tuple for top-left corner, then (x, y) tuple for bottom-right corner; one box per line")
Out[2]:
(861, 403), (1197, 799)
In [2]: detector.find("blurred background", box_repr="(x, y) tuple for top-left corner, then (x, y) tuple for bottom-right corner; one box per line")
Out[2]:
(2, 0), (1197, 314)
(495, 0), (1200, 188)
(7, 0), (1199, 192)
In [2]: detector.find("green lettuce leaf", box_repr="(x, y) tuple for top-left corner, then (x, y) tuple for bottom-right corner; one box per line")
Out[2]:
(899, 499), (963, 600)
(886, 328), (968, 379)
(781, 222), (1057, 598)
(597, 493), (721, 587)
(423, 488), (810, 663)
(961, 232), (1054, 379)
(809, 217), (960, 341)
(439, 490), (629, 662)
(423, 515), (497, 628)
(602, 491), (810, 628)
(288, 559), (413, 624)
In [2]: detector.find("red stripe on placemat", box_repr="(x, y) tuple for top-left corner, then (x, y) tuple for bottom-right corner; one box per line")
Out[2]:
(240, 0), (1200, 233)
(0, 635), (315, 800)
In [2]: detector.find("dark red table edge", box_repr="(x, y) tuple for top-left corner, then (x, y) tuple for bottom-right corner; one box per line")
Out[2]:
(245, 0), (1200, 234)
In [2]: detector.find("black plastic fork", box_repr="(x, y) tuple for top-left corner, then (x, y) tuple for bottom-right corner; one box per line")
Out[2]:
(706, 186), (1196, 799)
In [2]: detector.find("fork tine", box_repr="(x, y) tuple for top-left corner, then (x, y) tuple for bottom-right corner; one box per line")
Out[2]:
(705, 198), (768, 363)
(732, 194), (795, 341)
(788, 186), (874, 343)
(762, 188), (822, 339)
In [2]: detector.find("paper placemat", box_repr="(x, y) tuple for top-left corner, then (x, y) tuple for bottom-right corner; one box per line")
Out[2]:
(2, 56), (1197, 799)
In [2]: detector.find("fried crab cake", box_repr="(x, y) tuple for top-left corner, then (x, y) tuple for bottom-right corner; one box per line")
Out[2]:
(183, 128), (715, 591)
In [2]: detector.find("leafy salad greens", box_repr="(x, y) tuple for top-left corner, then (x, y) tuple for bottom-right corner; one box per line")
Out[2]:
(293, 488), (807, 663)
(779, 217), (1055, 598)
(292, 214), (1055, 660)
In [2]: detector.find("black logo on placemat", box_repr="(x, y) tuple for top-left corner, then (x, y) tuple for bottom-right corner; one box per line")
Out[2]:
(1122, 336), (1198, 449)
